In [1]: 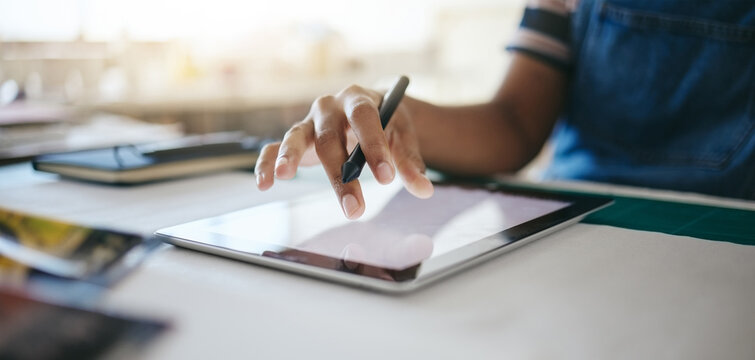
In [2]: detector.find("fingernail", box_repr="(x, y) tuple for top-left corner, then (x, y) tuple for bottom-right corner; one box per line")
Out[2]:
(341, 194), (359, 219)
(256, 173), (264, 187)
(275, 156), (288, 169)
(274, 157), (289, 177)
(375, 162), (394, 184)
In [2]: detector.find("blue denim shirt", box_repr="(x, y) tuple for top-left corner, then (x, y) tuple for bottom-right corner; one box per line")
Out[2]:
(545, 0), (755, 199)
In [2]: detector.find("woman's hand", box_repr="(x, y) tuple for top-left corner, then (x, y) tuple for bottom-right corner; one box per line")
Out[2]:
(254, 84), (434, 219)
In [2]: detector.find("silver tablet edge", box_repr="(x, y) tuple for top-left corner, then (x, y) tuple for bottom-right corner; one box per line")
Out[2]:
(155, 200), (608, 294)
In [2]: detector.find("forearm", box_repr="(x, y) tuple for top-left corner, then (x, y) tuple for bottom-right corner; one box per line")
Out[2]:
(406, 99), (530, 175)
(404, 54), (567, 176)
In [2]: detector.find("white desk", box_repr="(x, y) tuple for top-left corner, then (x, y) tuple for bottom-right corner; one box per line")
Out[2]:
(1, 163), (754, 360)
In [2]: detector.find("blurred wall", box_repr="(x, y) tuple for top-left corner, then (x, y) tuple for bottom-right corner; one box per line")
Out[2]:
(0, 0), (526, 137)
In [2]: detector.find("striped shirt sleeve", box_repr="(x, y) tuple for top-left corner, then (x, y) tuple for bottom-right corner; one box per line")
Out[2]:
(506, 0), (576, 71)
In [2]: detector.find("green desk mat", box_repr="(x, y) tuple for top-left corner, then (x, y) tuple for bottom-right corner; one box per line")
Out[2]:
(439, 175), (755, 246)
(579, 194), (755, 246)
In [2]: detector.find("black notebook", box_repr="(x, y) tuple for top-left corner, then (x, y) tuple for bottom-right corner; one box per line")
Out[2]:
(32, 134), (266, 184)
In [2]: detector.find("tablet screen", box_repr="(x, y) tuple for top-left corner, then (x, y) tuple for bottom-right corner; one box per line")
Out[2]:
(167, 182), (572, 280)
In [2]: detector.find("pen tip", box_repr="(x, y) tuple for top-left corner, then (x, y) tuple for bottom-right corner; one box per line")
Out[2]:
(341, 162), (362, 183)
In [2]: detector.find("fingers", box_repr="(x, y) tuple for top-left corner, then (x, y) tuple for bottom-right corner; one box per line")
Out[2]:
(274, 120), (315, 180)
(341, 88), (395, 185)
(255, 120), (315, 191)
(257, 84), (430, 219)
(312, 96), (366, 220)
(389, 117), (434, 199)
(255, 142), (279, 191)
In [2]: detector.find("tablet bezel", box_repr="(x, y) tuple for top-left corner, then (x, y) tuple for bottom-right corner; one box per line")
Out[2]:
(154, 181), (612, 293)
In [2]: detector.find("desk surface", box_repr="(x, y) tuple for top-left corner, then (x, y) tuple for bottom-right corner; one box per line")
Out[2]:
(1, 164), (754, 360)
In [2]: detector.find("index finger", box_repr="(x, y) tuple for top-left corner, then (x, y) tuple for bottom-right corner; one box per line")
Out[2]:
(340, 86), (395, 185)
(312, 101), (366, 220)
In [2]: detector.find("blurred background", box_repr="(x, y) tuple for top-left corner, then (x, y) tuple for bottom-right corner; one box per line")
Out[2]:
(0, 0), (527, 165)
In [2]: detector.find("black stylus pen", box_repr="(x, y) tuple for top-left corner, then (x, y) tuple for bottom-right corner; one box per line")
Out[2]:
(341, 75), (410, 183)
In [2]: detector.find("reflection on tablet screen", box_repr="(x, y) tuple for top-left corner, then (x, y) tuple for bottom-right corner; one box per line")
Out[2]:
(204, 183), (570, 272)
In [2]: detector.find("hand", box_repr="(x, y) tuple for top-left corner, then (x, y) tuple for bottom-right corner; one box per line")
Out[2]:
(254, 84), (434, 219)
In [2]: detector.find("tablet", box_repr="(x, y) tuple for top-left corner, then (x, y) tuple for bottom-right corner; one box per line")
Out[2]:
(155, 181), (611, 293)
(0, 208), (159, 286)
